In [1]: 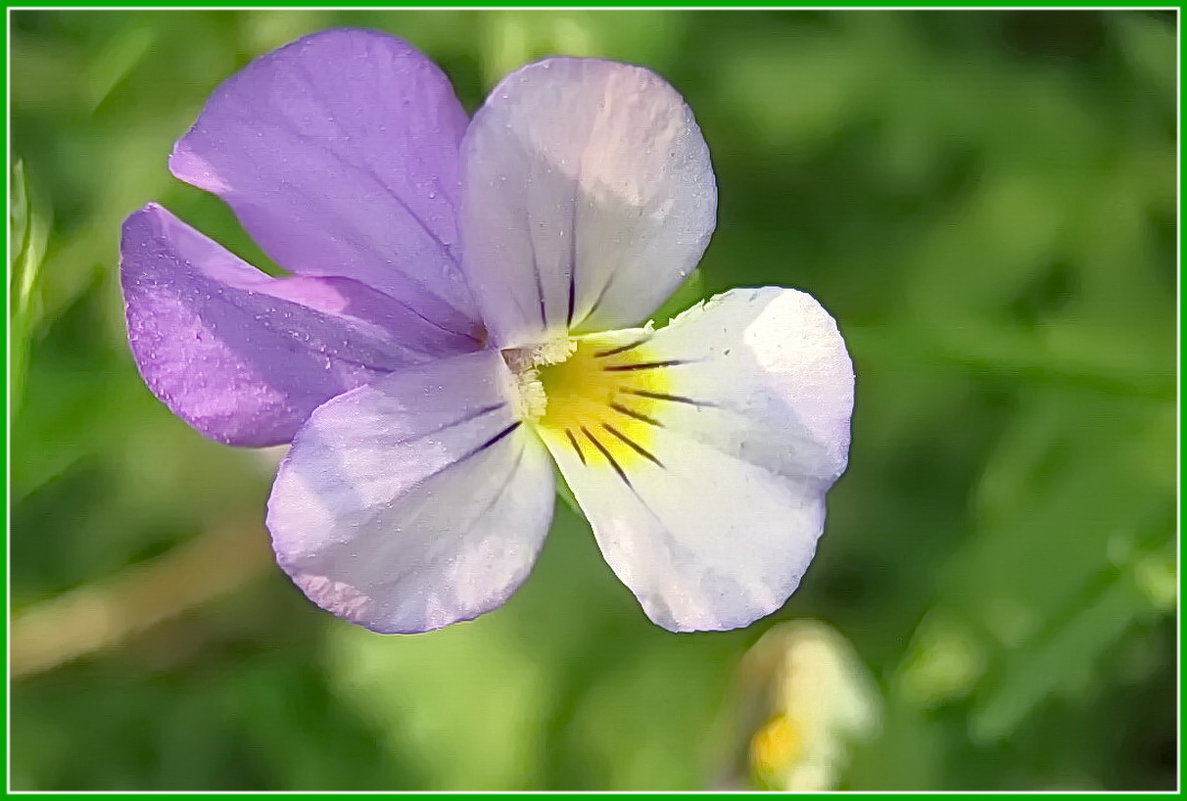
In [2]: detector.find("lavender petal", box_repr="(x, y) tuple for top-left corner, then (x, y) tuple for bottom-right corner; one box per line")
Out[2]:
(170, 27), (479, 329)
(121, 203), (476, 447)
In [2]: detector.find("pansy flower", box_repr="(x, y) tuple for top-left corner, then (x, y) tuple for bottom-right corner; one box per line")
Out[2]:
(729, 620), (879, 790)
(121, 29), (854, 634)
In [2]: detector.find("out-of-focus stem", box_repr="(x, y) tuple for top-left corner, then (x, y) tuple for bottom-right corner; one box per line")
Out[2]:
(11, 521), (273, 680)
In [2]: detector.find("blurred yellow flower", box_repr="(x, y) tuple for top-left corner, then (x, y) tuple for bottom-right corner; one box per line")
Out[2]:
(727, 619), (880, 791)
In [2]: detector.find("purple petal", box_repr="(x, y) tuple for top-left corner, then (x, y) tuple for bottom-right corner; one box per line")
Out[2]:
(459, 57), (717, 348)
(169, 28), (479, 328)
(121, 203), (478, 447)
(267, 349), (555, 633)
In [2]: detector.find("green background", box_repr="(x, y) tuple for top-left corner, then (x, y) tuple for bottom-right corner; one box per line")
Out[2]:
(9, 9), (1178, 791)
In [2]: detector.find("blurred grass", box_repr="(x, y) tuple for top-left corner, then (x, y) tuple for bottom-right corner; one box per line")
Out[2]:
(8, 9), (1177, 791)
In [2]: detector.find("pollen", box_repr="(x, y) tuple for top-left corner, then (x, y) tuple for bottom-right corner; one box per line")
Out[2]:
(502, 336), (578, 420)
(512, 368), (549, 420)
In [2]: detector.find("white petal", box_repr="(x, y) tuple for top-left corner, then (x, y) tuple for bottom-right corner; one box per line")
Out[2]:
(459, 57), (717, 348)
(267, 350), (555, 633)
(536, 288), (853, 631)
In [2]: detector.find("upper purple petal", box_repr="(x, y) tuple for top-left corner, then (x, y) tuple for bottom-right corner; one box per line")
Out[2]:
(121, 203), (478, 447)
(169, 28), (479, 329)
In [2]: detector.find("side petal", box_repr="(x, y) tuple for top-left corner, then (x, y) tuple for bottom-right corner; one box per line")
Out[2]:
(121, 203), (477, 447)
(267, 349), (555, 634)
(459, 57), (717, 348)
(169, 28), (479, 327)
(537, 288), (854, 631)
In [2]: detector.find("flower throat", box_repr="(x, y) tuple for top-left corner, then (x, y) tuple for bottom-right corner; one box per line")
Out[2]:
(505, 334), (684, 473)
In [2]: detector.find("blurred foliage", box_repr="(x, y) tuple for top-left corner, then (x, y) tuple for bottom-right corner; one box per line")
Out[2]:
(8, 9), (1177, 791)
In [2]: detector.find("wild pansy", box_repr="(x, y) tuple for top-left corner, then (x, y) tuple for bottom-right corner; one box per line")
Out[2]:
(731, 620), (879, 790)
(121, 28), (854, 634)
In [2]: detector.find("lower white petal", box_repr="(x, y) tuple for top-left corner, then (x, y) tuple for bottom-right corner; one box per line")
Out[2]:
(268, 350), (555, 633)
(535, 287), (853, 631)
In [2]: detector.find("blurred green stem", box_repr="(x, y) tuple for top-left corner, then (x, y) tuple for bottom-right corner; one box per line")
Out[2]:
(11, 520), (272, 679)
(847, 323), (1174, 400)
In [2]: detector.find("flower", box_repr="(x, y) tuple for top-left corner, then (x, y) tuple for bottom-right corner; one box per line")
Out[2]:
(120, 28), (854, 634)
(726, 620), (880, 791)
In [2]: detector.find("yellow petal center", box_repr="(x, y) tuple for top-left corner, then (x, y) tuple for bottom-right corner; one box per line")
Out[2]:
(750, 713), (804, 785)
(516, 333), (678, 473)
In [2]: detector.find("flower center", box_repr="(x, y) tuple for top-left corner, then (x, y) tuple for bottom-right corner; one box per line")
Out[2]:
(504, 332), (675, 470)
(749, 713), (804, 786)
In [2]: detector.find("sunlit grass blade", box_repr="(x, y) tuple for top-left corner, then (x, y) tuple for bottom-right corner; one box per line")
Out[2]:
(9, 160), (50, 413)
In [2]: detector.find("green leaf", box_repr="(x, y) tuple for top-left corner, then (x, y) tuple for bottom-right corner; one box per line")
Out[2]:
(8, 160), (50, 413)
(325, 615), (552, 790)
(649, 269), (707, 327)
(553, 466), (583, 518)
(970, 556), (1157, 743)
(83, 21), (157, 111)
(891, 388), (1174, 742)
